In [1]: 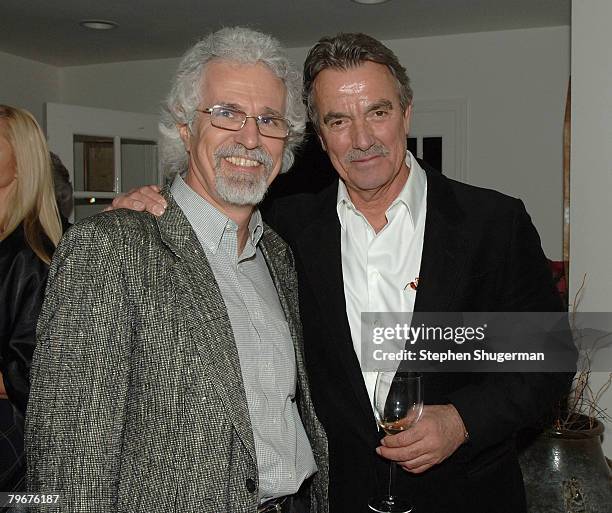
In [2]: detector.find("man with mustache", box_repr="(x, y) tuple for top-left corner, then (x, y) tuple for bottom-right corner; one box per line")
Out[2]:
(115, 33), (570, 513)
(25, 27), (328, 513)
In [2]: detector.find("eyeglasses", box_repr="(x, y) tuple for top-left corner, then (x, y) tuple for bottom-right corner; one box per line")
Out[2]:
(196, 105), (291, 139)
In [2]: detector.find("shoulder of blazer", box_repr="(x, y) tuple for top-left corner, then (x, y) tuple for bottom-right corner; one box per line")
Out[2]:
(262, 181), (339, 245)
(50, 209), (171, 283)
(424, 166), (525, 227)
(71, 208), (162, 249)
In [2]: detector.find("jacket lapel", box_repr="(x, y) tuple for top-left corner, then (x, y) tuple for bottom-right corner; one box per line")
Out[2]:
(156, 187), (256, 462)
(414, 169), (469, 313)
(260, 229), (330, 507)
(259, 228), (311, 405)
(258, 227), (299, 357)
(296, 185), (379, 445)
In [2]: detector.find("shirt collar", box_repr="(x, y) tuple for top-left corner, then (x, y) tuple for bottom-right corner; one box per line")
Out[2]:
(336, 150), (427, 230)
(171, 174), (263, 255)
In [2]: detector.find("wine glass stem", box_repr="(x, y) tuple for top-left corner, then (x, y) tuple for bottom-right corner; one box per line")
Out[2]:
(389, 461), (396, 499)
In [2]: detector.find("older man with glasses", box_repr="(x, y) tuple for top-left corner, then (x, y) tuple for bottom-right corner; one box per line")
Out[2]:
(25, 27), (328, 513)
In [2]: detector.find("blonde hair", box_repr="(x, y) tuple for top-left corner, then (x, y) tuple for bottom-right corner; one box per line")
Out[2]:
(0, 105), (62, 264)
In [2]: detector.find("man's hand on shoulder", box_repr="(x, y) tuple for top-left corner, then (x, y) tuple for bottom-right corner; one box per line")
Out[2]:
(376, 404), (467, 474)
(106, 185), (167, 216)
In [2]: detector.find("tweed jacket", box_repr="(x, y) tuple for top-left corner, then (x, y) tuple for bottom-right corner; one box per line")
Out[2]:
(25, 188), (329, 513)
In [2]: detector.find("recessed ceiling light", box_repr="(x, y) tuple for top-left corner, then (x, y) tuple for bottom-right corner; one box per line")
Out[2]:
(351, 0), (390, 4)
(79, 20), (118, 30)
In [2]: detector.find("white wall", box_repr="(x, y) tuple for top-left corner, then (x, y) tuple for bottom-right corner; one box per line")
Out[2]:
(60, 57), (180, 115)
(0, 51), (60, 123)
(570, 0), (612, 457)
(398, 27), (568, 260)
(59, 26), (569, 259)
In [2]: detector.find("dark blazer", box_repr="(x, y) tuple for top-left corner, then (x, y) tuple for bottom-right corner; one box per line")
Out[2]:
(265, 167), (571, 513)
(26, 189), (329, 513)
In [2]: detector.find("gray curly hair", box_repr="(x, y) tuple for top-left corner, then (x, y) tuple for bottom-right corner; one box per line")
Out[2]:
(159, 27), (305, 178)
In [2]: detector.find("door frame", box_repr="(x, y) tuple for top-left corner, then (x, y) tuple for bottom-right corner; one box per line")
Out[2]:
(409, 98), (468, 182)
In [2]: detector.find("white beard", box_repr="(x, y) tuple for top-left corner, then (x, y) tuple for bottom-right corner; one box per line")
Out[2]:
(213, 144), (274, 206)
(214, 166), (269, 206)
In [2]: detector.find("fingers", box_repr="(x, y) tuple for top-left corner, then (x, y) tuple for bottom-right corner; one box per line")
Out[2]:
(111, 195), (145, 212)
(380, 424), (426, 448)
(377, 439), (427, 463)
(398, 452), (433, 471)
(376, 404), (467, 473)
(138, 185), (166, 206)
(400, 461), (434, 474)
(381, 440), (442, 474)
(378, 438), (438, 474)
(110, 185), (167, 216)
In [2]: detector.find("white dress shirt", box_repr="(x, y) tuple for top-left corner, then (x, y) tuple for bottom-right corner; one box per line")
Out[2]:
(337, 151), (428, 405)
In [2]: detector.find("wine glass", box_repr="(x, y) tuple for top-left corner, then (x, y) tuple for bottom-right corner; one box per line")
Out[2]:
(369, 371), (424, 513)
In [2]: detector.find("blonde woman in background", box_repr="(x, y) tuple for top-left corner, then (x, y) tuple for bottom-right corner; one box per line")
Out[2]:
(0, 105), (62, 493)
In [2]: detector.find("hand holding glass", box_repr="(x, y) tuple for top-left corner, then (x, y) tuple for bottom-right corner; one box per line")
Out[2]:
(369, 372), (423, 513)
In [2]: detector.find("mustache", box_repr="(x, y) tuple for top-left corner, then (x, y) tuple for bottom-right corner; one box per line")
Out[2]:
(344, 144), (390, 164)
(214, 144), (274, 171)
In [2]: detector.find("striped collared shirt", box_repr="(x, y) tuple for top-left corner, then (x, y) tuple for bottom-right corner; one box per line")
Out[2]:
(171, 175), (316, 501)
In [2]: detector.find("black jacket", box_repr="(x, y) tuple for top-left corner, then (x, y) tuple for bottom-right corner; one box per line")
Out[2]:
(0, 224), (50, 418)
(265, 167), (572, 513)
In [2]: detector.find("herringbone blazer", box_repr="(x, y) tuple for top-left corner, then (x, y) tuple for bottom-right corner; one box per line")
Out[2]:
(25, 187), (329, 513)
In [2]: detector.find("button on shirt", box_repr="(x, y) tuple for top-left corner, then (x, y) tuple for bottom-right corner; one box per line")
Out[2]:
(337, 151), (427, 405)
(171, 176), (316, 501)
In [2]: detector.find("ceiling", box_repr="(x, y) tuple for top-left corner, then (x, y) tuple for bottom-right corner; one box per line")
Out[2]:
(0, 0), (570, 67)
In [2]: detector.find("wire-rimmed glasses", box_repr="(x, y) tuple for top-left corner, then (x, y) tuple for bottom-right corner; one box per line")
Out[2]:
(196, 105), (291, 139)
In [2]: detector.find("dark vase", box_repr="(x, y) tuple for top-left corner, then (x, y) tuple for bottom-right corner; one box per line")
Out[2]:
(519, 418), (612, 513)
